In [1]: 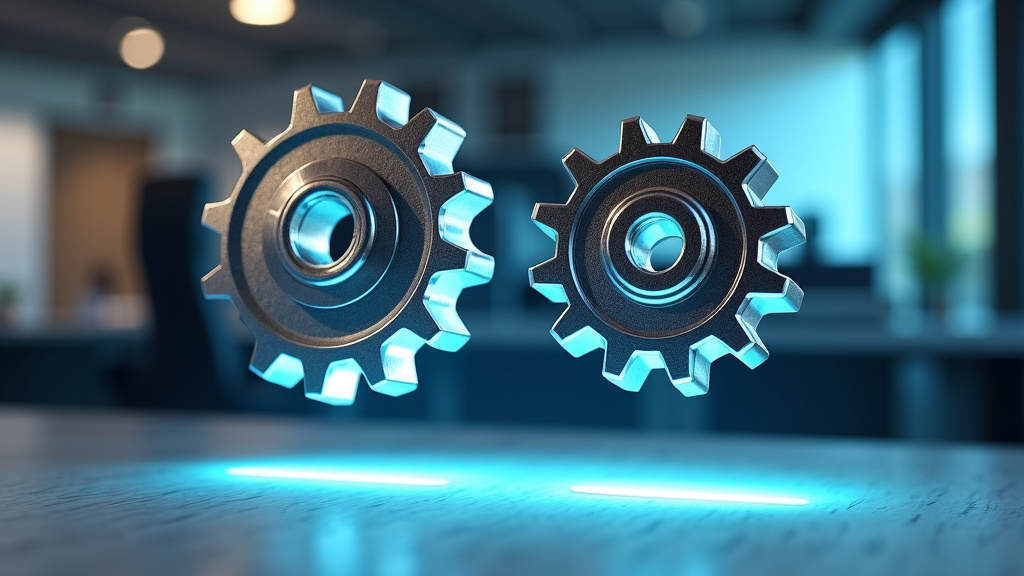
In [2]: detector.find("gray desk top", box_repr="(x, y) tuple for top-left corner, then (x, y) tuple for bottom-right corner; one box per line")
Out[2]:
(1, 408), (1022, 576)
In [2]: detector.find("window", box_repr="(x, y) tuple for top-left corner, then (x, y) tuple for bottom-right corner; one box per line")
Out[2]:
(875, 24), (923, 313)
(942, 0), (995, 326)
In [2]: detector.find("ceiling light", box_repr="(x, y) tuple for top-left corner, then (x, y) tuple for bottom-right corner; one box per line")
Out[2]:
(119, 26), (164, 70)
(661, 0), (706, 39)
(230, 0), (296, 26)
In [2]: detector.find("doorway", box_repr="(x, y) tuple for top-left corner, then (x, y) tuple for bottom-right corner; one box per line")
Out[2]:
(50, 129), (150, 325)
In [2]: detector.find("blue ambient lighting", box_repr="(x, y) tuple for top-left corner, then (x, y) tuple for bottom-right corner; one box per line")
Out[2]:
(571, 485), (809, 506)
(226, 467), (450, 487)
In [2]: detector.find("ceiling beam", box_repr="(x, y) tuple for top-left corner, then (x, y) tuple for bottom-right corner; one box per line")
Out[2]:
(404, 0), (590, 43)
(0, 0), (276, 75)
(314, 0), (475, 47)
(806, 0), (906, 40)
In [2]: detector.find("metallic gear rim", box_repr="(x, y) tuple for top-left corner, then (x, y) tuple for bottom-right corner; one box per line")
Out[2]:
(529, 115), (806, 396)
(202, 80), (493, 406)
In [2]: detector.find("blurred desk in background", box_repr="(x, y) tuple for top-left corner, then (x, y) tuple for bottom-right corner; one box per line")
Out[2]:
(0, 408), (1022, 576)
(462, 313), (1024, 442)
(0, 326), (145, 406)
(1, 316), (1023, 442)
(467, 313), (1024, 356)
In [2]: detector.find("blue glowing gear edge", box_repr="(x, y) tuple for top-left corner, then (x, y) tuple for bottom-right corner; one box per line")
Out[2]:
(529, 115), (805, 395)
(202, 80), (493, 405)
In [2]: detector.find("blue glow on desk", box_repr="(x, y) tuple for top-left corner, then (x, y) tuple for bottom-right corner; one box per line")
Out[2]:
(571, 485), (809, 505)
(226, 467), (450, 487)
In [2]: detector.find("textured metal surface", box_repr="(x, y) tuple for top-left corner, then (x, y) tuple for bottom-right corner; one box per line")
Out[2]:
(530, 116), (805, 395)
(202, 80), (493, 405)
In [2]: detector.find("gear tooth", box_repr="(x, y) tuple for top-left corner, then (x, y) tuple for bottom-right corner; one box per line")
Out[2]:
(444, 171), (493, 202)
(687, 337), (732, 397)
(423, 314), (470, 352)
(249, 345), (303, 389)
(754, 205), (803, 236)
(202, 199), (232, 232)
(423, 252), (491, 352)
(339, 346), (381, 386)
(231, 130), (265, 171)
(742, 269), (804, 323)
(756, 207), (806, 269)
(715, 315), (769, 370)
(532, 202), (563, 226)
(725, 146), (766, 176)
(531, 203), (567, 240)
(562, 148), (599, 186)
(352, 79), (411, 128)
(732, 336), (769, 370)
(551, 306), (605, 358)
(438, 173), (492, 249)
(432, 171), (465, 195)
(425, 171), (491, 354)
(661, 351), (693, 387)
(528, 257), (563, 285)
(747, 265), (794, 298)
(404, 301), (443, 343)
(425, 168), (493, 353)
(726, 146), (777, 203)
(291, 85), (344, 128)
(672, 115), (721, 158)
(405, 108), (465, 176)
(533, 219), (559, 242)
(529, 258), (569, 304)
(463, 249), (494, 282)
(436, 239), (493, 282)
(371, 328), (424, 397)
(715, 314), (756, 352)
(301, 359), (325, 396)
(619, 116), (660, 152)
(434, 170), (492, 206)
(304, 358), (360, 406)
(201, 265), (233, 299)
(403, 108), (436, 138)
(603, 344), (631, 376)
(432, 237), (469, 269)
(601, 347), (658, 392)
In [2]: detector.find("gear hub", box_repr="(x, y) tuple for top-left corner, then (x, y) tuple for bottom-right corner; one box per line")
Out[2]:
(530, 115), (805, 395)
(202, 80), (493, 405)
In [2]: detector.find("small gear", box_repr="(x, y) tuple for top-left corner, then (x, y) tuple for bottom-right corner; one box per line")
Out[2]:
(202, 80), (493, 405)
(529, 115), (805, 395)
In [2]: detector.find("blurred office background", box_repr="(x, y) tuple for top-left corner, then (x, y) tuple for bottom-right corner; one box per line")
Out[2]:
(0, 0), (1020, 442)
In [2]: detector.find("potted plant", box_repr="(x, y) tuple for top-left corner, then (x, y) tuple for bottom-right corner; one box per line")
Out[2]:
(908, 233), (962, 317)
(0, 282), (16, 328)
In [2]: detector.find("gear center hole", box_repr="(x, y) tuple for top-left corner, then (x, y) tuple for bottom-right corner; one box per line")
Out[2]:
(289, 190), (356, 267)
(626, 212), (684, 273)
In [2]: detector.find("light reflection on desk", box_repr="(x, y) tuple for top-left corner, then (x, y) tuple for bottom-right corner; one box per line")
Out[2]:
(0, 408), (1022, 576)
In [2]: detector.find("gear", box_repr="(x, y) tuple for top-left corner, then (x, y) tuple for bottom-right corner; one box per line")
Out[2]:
(529, 115), (805, 395)
(202, 80), (493, 405)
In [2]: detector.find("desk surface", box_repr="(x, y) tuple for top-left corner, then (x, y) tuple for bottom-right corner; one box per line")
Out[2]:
(1, 408), (1022, 576)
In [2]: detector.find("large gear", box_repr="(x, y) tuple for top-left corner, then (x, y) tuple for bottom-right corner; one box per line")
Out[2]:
(530, 115), (805, 395)
(202, 80), (493, 406)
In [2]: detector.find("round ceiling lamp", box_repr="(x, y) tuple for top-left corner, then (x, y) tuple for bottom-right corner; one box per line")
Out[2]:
(230, 0), (296, 26)
(661, 0), (706, 38)
(119, 26), (164, 69)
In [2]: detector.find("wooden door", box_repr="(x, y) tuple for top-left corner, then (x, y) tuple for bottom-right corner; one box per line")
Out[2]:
(50, 129), (150, 320)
